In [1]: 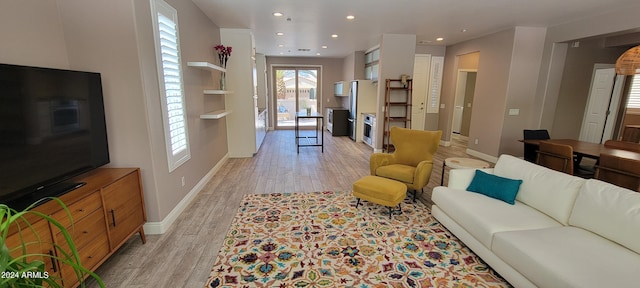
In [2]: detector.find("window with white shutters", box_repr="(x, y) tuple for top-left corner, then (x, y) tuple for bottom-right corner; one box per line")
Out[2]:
(627, 75), (640, 109)
(151, 0), (190, 172)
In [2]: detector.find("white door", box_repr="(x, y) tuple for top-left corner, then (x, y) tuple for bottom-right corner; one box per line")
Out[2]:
(411, 54), (431, 130)
(452, 70), (469, 134)
(579, 67), (616, 143)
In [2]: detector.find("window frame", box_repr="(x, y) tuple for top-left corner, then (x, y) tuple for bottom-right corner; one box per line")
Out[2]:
(150, 0), (191, 172)
(627, 74), (640, 109)
(365, 46), (380, 81)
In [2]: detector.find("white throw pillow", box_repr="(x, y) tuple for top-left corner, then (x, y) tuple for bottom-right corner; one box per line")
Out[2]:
(569, 179), (640, 255)
(447, 168), (494, 190)
(493, 154), (584, 225)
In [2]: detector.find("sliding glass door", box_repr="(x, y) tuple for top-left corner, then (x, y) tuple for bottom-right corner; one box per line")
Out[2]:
(273, 67), (320, 129)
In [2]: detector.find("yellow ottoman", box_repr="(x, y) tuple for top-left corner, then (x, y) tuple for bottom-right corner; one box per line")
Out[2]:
(353, 175), (407, 218)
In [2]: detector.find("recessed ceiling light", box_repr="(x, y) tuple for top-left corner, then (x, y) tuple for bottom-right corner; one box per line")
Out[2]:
(331, 34), (338, 38)
(273, 12), (283, 17)
(276, 32), (284, 36)
(316, 53), (321, 56)
(278, 44), (284, 48)
(321, 45), (328, 49)
(436, 37), (444, 41)
(346, 15), (355, 20)
(461, 29), (468, 33)
(279, 52), (284, 55)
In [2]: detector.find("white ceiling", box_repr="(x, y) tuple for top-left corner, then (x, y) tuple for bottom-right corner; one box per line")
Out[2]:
(192, 0), (639, 58)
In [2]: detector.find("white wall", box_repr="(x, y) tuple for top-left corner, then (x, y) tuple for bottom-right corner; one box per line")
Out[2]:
(1, 0), (229, 230)
(534, 2), (640, 132)
(374, 34), (417, 149)
(0, 0), (69, 68)
(499, 27), (547, 156)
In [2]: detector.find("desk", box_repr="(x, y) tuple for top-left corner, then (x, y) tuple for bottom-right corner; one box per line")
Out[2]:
(295, 111), (324, 153)
(521, 139), (611, 159)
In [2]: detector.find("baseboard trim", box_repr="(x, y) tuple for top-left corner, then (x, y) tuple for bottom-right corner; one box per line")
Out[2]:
(440, 140), (451, 147)
(144, 153), (229, 234)
(465, 148), (498, 164)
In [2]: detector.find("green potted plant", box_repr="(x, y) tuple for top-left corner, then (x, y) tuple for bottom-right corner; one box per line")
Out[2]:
(1, 197), (105, 287)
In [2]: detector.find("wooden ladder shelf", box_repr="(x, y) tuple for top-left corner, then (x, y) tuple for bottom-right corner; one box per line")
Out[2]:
(383, 78), (412, 152)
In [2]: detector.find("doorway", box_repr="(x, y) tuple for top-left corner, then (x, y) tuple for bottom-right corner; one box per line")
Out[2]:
(579, 64), (626, 143)
(412, 54), (431, 130)
(272, 67), (320, 129)
(452, 70), (477, 138)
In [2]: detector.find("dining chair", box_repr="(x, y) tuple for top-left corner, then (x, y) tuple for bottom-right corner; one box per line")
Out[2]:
(595, 153), (640, 192)
(523, 129), (550, 162)
(537, 141), (574, 175)
(603, 140), (640, 153)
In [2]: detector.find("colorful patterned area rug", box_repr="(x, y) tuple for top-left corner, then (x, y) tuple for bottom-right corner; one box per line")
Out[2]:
(205, 191), (511, 288)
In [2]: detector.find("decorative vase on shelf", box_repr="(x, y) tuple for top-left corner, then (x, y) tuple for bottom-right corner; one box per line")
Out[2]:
(214, 44), (232, 91)
(220, 72), (226, 91)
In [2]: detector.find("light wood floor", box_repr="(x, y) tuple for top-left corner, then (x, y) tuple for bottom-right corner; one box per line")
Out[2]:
(87, 130), (475, 287)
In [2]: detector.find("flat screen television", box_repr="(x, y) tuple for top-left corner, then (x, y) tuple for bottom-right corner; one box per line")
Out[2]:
(0, 63), (110, 210)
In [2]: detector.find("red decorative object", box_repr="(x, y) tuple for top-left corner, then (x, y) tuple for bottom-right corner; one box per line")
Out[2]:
(214, 45), (232, 68)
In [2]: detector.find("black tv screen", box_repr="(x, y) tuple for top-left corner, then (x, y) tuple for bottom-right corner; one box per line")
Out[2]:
(0, 63), (110, 209)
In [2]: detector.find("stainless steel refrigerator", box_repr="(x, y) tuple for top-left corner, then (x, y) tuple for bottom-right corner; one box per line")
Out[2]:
(348, 80), (376, 141)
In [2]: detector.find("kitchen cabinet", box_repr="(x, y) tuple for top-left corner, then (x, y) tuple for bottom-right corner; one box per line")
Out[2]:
(256, 109), (267, 151)
(326, 108), (349, 136)
(334, 81), (349, 96)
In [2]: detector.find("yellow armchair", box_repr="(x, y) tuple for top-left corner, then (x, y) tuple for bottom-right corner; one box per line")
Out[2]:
(370, 127), (442, 201)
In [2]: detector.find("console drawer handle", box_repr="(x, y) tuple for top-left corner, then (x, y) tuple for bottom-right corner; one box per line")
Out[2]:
(110, 209), (117, 227)
(49, 250), (57, 272)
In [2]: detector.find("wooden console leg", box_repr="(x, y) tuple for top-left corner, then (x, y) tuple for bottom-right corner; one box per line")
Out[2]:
(139, 227), (147, 244)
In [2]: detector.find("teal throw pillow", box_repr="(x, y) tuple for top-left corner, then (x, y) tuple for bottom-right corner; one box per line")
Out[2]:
(466, 170), (523, 205)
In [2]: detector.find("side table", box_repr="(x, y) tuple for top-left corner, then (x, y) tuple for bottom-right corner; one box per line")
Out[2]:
(440, 157), (491, 185)
(295, 111), (324, 153)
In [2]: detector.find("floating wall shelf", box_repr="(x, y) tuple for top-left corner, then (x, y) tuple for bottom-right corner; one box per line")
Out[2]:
(203, 90), (234, 95)
(200, 109), (232, 119)
(187, 61), (226, 73)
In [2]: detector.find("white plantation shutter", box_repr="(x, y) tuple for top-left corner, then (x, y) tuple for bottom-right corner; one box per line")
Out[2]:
(427, 56), (444, 113)
(628, 75), (640, 109)
(152, 0), (190, 172)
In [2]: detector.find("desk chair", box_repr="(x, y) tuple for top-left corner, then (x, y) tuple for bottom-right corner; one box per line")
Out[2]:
(537, 141), (574, 174)
(595, 153), (640, 192)
(604, 140), (640, 153)
(523, 129), (550, 162)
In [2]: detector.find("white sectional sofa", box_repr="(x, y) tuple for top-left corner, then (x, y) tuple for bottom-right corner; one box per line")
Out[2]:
(432, 154), (640, 288)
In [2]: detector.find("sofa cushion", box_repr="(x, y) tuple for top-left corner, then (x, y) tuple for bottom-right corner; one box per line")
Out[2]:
(493, 227), (640, 288)
(447, 168), (494, 190)
(431, 187), (562, 248)
(493, 154), (584, 225)
(569, 179), (640, 255)
(467, 170), (522, 204)
(376, 164), (414, 184)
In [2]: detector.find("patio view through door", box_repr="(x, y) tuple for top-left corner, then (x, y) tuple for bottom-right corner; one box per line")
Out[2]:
(274, 67), (320, 129)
